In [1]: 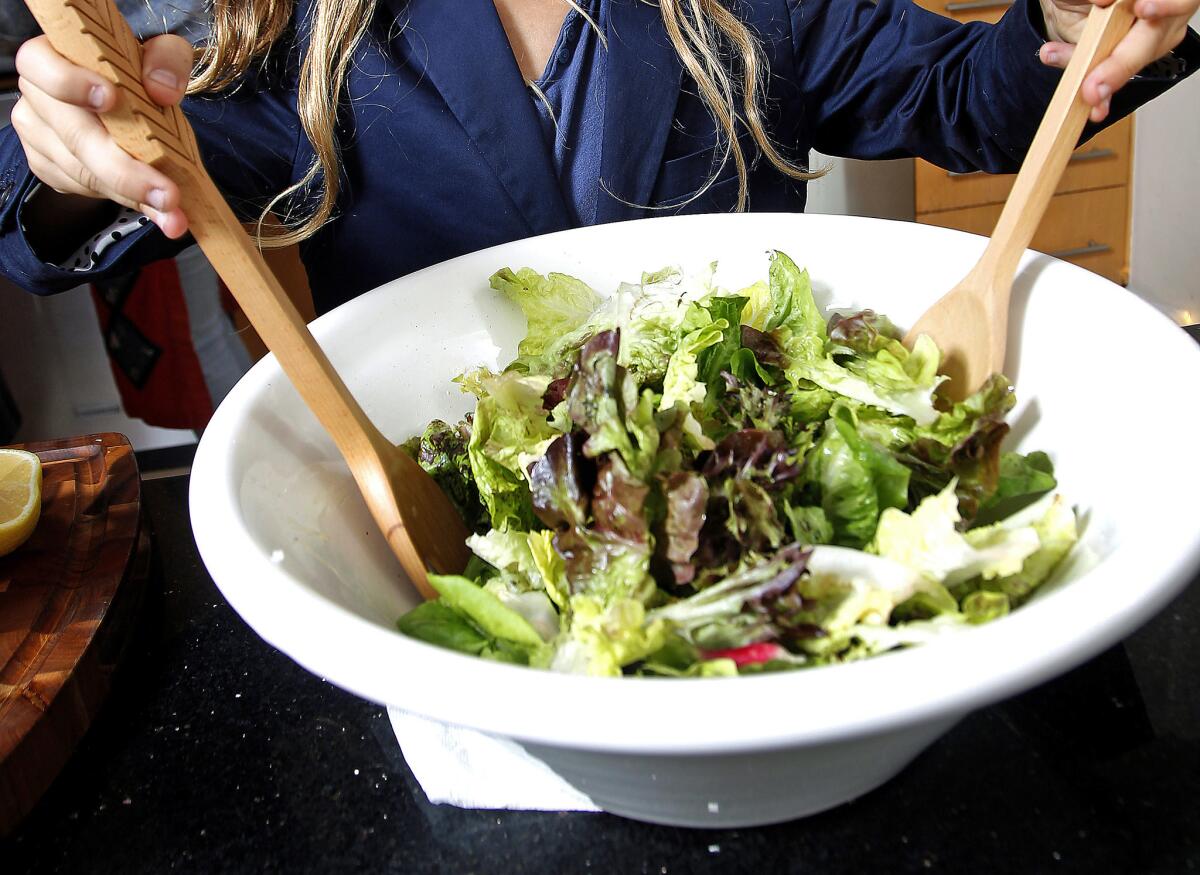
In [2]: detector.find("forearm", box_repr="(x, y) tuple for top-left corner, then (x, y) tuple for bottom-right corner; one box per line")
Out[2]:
(791, 0), (1200, 172)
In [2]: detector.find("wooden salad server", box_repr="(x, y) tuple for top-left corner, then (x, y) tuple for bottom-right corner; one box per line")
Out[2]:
(904, 0), (1136, 400)
(24, 0), (470, 599)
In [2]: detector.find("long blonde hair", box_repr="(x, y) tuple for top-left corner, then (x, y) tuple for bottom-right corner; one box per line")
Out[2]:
(190, 0), (818, 249)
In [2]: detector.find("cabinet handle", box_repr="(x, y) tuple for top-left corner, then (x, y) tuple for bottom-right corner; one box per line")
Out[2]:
(947, 147), (1116, 178)
(945, 0), (1013, 10)
(1047, 241), (1112, 259)
(1067, 147), (1116, 163)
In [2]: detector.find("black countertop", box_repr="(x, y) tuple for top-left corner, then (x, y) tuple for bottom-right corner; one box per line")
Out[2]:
(4, 473), (1199, 874)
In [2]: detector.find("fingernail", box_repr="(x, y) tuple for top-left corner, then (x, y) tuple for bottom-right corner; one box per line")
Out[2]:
(1044, 49), (1059, 64)
(147, 69), (179, 90)
(146, 188), (168, 211)
(1098, 83), (1111, 100)
(88, 85), (107, 108)
(1143, 1), (1158, 14)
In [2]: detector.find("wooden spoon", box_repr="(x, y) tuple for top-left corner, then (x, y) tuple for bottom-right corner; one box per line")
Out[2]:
(904, 0), (1136, 401)
(25, 0), (470, 599)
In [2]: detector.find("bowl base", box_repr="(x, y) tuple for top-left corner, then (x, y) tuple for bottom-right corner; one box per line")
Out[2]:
(520, 714), (964, 828)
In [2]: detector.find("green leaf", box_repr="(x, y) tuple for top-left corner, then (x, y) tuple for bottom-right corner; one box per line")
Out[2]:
(975, 494), (1078, 604)
(491, 267), (605, 375)
(767, 250), (824, 339)
(729, 348), (773, 386)
(466, 528), (540, 583)
(616, 263), (718, 383)
(550, 595), (669, 676)
(805, 407), (910, 548)
(402, 419), (487, 531)
(427, 573), (546, 648)
(695, 295), (748, 386)
(527, 529), (570, 610)
(467, 371), (560, 531)
(738, 279), (772, 330)
(872, 481), (1040, 586)
(782, 504), (834, 545)
(567, 331), (659, 479)
(660, 308), (725, 411)
(962, 590), (1010, 624)
(396, 600), (489, 655)
(975, 450), (1058, 525)
(766, 254), (944, 426)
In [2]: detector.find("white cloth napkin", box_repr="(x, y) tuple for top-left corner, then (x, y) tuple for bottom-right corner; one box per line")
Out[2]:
(387, 707), (601, 811)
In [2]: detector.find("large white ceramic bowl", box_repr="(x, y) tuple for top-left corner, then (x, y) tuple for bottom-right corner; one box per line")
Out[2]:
(190, 213), (1200, 827)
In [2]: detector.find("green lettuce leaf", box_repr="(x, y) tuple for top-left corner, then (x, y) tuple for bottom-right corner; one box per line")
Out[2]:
(549, 595), (670, 676)
(467, 370), (559, 530)
(466, 529), (541, 585)
(491, 267), (607, 376)
(782, 504), (834, 545)
(739, 279), (772, 331)
(974, 450), (1058, 525)
(427, 573), (546, 648)
(400, 418), (487, 531)
(766, 252), (945, 426)
(872, 481), (1040, 586)
(906, 374), (1015, 520)
(660, 307), (725, 412)
(396, 600), (490, 656)
(805, 406), (910, 548)
(616, 264), (718, 383)
(971, 493), (1078, 604)
(695, 295), (749, 387)
(961, 590), (1010, 624)
(567, 330), (659, 478)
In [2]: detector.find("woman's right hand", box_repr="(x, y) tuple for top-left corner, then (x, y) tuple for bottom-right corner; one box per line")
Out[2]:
(10, 33), (194, 238)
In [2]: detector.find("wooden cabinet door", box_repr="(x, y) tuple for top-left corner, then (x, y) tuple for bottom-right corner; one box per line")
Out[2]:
(917, 186), (1131, 283)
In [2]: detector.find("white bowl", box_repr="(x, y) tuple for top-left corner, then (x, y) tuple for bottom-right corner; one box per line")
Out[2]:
(190, 213), (1200, 827)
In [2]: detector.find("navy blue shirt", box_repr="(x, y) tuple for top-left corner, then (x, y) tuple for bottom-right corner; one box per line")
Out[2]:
(0, 0), (1195, 314)
(528, 0), (606, 227)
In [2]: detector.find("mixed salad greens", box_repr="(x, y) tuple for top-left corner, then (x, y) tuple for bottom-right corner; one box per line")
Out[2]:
(396, 252), (1076, 677)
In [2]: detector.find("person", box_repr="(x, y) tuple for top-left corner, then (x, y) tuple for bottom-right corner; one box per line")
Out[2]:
(1, 0), (1197, 316)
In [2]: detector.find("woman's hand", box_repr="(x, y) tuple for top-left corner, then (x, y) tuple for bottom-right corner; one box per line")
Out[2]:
(1037, 0), (1196, 123)
(10, 33), (193, 238)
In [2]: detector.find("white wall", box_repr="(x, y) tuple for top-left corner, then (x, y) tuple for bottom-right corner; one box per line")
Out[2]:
(805, 154), (916, 222)
(1127, 12), (1200, 324)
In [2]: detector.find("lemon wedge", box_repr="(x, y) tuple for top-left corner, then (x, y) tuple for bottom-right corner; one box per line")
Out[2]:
(0, 448), (42, 557)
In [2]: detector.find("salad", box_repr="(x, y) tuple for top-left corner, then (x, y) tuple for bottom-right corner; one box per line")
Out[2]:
(396, 252), (1076, 677)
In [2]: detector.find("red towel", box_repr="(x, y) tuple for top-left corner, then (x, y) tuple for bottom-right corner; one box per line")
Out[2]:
(91, 258), (213, 431)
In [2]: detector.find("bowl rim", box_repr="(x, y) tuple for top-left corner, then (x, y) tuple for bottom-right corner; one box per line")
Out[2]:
(190, 212), (1200, 754)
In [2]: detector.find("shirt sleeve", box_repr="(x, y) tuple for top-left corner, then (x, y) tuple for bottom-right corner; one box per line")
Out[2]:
(0, 57), (303, 297)
(787, 0), (1200, 172)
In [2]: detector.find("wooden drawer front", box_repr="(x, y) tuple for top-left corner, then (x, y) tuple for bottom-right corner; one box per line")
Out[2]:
(917, 186), (1130, 283)
(915, 117), (1132, 214)
(911, 0), (1013, 23)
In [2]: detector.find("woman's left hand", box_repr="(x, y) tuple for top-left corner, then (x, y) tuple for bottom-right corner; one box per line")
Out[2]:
(1037, 0), (1195, 122)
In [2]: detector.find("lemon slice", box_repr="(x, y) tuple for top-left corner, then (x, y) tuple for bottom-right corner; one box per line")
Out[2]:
(0, 448), (42, 557)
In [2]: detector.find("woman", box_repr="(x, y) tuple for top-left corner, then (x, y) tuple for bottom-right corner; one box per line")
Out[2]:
(1, 0), (1197, 314)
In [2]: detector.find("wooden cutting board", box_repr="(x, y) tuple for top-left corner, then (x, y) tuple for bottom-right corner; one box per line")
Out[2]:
(0, 434), (149, 835)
